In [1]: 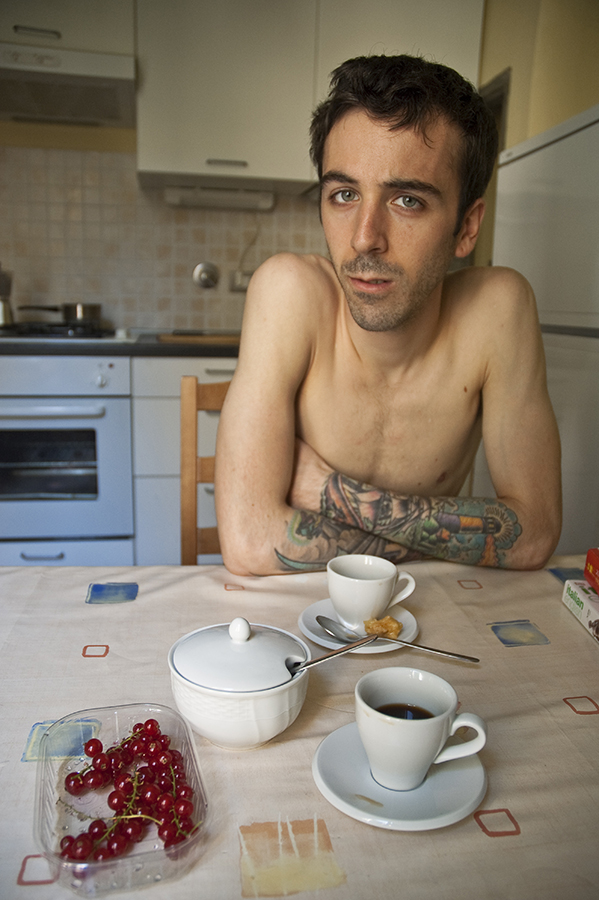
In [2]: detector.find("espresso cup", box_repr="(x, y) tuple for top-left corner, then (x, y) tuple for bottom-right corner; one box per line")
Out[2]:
(327, 555), (415, 634)
(355, 667), (486, 791)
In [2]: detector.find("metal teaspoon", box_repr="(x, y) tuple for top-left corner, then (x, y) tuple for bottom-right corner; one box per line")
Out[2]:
(316, 615), (480, 664)
(286, 634), (378, 674)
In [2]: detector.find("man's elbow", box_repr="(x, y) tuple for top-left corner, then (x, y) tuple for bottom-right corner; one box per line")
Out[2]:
(219, 528), (277, 577)
(509, 520), (561, 571)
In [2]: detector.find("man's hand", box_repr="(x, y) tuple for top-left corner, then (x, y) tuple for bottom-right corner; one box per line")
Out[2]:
(288, 438), (333, 512)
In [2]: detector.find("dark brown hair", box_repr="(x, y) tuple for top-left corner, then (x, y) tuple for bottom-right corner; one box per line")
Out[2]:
(310, 55), (498, 230)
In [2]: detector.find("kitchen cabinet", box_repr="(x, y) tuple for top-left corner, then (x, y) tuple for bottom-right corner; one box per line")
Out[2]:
(136, 0), (484, 195)
(136, 0), (317, 193)
(0, 539), (134, 567)
(131, 356), (237, 565)
(0, 0), (134, 55)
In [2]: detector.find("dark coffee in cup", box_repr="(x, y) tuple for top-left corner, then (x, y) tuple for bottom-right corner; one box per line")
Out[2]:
(376, 703), (433, 720)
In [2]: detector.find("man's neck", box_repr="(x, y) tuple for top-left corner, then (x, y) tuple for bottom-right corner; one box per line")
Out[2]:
(339, 280), (446, 376)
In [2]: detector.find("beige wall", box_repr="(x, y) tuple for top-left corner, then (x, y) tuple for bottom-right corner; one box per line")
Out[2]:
(480, 0), (599, 148)
(475, 0), (599, 265)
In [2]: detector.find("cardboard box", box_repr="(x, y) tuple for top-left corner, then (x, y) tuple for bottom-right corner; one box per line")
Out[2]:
(561, 579), (599, 645)
(584, 548), (599, 594)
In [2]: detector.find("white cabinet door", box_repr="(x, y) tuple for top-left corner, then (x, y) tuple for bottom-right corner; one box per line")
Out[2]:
(133, 476), (180, 565)
(315, 0), (484, 102)
(0, 0), (134, 54)
(131, 356), (236, 564)
(0, 539), (134, 566)
(136, 0), (317, 191)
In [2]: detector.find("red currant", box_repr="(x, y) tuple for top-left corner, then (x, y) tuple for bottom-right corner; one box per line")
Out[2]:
(107, 833), (129, 857)
(88, 819), (108, 840)
(92, 752), (111, 772)
(174, 797), (194, 819)
(107, 789), (127, 812)
(157, 792), (175, 813)
(176, 784), (194, 800)
(84, 738), (103, 758)
(157, 821), (177, 844)
(69, 834), (94, 860)
(83, 769), (105, 790)
(64, 773), (85, 796)
(135, 765), (155, 784)
(141, 783), (161, 806)
(143, 718), (161, 736)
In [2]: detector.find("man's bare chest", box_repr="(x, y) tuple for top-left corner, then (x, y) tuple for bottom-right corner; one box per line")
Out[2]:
(296, 360), (483, 496)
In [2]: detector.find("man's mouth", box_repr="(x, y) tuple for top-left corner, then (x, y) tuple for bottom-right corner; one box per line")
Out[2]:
(348, 275), (393, 293)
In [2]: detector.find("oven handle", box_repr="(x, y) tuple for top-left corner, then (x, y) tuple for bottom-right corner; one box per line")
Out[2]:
(20, 551), (65, 562)
(0, 405), (106, 419)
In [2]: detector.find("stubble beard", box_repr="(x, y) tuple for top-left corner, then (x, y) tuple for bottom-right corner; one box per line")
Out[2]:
(335, 249), (457, 333)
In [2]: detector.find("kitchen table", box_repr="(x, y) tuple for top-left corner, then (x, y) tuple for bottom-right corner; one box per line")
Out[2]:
(1, 557), (598, 900)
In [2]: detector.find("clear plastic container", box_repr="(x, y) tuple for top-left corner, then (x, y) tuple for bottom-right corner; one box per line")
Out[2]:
(34, 703), (209, 896)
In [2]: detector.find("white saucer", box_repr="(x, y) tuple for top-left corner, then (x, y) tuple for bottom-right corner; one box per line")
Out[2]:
(312, 723), (487, 831)
(298, 598), (418, 653)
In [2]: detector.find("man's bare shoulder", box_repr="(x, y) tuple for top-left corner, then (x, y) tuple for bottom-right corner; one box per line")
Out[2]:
(443, 266), (538, 331)
(445, 265), (534, 305)
(250, 252), (338, 301)
(236, 253), (340, 380)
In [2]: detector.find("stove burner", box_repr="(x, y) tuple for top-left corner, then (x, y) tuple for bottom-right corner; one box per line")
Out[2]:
(0, 322), (115, 339)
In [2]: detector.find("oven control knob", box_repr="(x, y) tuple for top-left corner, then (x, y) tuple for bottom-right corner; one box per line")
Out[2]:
(95, 373), (108, 388)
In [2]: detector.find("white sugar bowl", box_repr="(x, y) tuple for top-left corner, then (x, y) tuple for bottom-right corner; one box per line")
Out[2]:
(168, 618), (311, 750)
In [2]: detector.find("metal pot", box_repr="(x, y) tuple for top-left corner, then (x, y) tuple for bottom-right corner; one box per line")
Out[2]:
(19, 303), (103, 324)
(0, 298), (14, 326)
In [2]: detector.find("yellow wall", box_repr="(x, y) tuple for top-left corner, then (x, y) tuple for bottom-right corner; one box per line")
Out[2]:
(480, 0), (599, 148)
(475, 0), (599, 265)
(0, 121), (136, 152)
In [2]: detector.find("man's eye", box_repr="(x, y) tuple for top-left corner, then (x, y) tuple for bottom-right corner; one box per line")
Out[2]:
(395, 195), (421, 209)
(333, 189), (357, 203)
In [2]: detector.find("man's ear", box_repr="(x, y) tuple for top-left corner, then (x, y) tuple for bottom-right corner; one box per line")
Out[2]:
(454, 198), (485, 258)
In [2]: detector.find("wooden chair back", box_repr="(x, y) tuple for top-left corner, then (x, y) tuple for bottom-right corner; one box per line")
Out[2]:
(180, 375), (230, 564)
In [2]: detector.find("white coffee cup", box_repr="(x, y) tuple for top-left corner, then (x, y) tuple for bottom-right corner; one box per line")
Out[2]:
(327, 554), (415, 634)
(355, 667), (487, 791)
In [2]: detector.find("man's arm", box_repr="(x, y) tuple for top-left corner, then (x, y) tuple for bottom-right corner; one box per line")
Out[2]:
(215, 253), (415, 575)
(288, 269), (562, 570)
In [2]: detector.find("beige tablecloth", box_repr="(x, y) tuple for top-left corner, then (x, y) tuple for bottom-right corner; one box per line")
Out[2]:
(0, 556), (598, 900)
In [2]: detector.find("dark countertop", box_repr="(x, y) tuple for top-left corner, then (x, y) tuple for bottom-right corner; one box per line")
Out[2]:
(0, 332), (240, 357)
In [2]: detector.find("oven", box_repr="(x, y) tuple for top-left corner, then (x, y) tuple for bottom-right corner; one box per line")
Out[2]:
(0, 354), (134, 565)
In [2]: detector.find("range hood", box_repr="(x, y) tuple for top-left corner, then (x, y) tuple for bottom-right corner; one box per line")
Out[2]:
(0, 41), (135, 127)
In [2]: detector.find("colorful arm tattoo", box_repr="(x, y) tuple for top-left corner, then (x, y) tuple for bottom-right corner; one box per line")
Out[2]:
(319, 472), (522, 567)
(275, 509), (420, 572)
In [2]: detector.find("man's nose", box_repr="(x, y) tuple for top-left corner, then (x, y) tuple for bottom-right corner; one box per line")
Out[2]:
(351, 203), (388, 256)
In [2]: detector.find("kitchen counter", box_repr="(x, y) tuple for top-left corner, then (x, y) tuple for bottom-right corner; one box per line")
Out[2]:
(0, 332), (240, 357)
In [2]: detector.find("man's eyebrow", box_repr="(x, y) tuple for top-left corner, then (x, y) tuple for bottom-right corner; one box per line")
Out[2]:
(320, 171), (442, 198)
(320, 170), (358, 186)
(385, 178), (442, 198)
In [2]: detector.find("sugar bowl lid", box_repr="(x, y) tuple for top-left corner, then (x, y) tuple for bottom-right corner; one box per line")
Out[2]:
(169, 617), (309, 692)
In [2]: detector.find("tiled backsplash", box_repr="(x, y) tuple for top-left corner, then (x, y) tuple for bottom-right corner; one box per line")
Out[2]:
(0, 146), (328, 332)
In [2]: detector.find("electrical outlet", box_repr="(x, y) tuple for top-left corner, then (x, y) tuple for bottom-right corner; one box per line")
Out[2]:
(230, 270), (254, 292)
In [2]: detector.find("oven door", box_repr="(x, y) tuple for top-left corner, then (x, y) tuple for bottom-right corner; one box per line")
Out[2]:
(0, 397), (133, 539)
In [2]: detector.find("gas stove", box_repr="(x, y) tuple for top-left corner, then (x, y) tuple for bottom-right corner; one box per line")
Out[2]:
(0, 321), (116, 339)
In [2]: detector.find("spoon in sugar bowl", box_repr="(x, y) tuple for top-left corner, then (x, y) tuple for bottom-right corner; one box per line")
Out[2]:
(316, 615), (479, 664)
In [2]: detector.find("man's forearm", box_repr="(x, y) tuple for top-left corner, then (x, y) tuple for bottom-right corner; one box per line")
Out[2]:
(275, 508), (422, 572)
(320, 472), (522, 568)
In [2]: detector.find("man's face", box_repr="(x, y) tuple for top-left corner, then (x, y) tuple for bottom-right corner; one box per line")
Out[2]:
(320, 109), (471, 332)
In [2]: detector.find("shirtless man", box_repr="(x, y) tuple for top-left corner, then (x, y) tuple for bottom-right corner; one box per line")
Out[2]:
(215, 55), (562, 576)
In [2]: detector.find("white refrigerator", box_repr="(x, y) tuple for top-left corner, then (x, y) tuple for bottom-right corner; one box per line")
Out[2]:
(471, 102), (599, 554)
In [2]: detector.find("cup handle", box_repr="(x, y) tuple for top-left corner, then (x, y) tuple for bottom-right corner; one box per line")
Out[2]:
(388, 571), (416, 606)
(433, 713), (487, 765)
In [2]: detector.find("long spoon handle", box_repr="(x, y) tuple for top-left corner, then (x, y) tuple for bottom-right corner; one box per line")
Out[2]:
(377, 637), (479, 663)
(289, 635), (378, 672)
